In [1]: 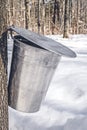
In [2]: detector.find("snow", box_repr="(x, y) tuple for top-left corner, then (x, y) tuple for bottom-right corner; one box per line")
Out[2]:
(8, 34), (87, 130)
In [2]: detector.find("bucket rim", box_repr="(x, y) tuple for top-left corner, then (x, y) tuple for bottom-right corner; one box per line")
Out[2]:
(8, 26), (76, 58)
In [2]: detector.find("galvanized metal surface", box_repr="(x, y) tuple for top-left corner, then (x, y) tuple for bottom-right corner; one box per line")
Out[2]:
(8, 27), (76, 113)
(8, 26), (76, 58)
(8, 37), (61, 113)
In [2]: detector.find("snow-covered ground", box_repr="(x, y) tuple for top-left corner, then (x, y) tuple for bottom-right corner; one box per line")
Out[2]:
(8, 34), (87, 130)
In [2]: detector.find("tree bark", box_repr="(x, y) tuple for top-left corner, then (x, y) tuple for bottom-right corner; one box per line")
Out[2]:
(38, 0), (40, 34)
(24, 0), (30, 29)
(0, 0), (8, 130)
(69, 0), (72, 32)
(42, 1), (45, 35)
(63, 0), (69, 38)
(76, 0), (79, 34)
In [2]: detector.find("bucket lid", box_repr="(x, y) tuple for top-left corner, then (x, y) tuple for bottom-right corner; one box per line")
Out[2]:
(8, 26), (76, 58)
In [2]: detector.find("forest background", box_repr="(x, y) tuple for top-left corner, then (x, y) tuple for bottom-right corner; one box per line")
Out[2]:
(8, 0), (87, 37)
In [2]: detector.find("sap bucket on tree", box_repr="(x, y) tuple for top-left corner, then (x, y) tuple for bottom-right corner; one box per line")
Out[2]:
(8, 26), (76, 113)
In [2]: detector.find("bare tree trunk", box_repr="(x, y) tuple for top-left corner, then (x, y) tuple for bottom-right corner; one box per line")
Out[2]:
(69, 0), (72, 33)
(63, 0), (69, 38)
(59, 0), (64, 34)
(48, 3), (51, 34)
(38, 0), (40, 34)
(0, 0), (8, 130)
(42, 1), (45, 35)
(76, 0), (79, 34)
(24, 0), (30, 29)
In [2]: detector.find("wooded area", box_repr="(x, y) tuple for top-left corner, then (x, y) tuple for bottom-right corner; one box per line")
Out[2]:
(7, 0), (87, 35)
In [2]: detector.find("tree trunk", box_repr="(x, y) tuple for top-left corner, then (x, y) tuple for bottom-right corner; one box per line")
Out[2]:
(0, 0), (8, 130)
(69, 0), (72, 33)
(76, 0), (79, 34)
(42, 1), (45, 35)
(38, 0), (40, 34)
(63, 0), (69, 38)
(24, 0), (30, 29)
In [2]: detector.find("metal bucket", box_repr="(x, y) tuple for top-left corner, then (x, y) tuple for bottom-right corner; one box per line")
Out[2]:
(8, 35), (61, 113)
(8, 26), (76, 113)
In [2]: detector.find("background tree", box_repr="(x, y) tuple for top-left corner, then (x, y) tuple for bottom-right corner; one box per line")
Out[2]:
(38, 0), (40, 33)
(69, 0), (72, 33)
(24, 0), (30, 29)
(0, 0), (8, 130)
(63, 0), (69, 38)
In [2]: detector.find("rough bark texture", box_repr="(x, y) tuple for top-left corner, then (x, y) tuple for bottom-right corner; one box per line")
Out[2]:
(69, 0), (72, 32)
(63, 0), (69, 38)
(0, 0), (8, 130)
(24, 0), (30, 29)
(76, 0), (79, 34)
(38, 0), (40, 33)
